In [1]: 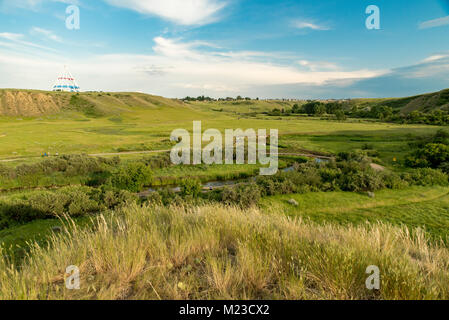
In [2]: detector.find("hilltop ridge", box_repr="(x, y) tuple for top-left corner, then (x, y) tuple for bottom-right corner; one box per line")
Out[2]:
(355, 88), (449, 114)
(0, 89), (186, 117)
(2, 88), (449, 118)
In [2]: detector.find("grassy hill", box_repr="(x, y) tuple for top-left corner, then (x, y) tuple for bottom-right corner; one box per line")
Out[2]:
(1, 89), (449, 300)
(185, 99), (301, 115)
(354, 88), (449, 114)
(0, 89), (187, 117)
(1, 202), (449, 300)
(2, 88), (449, 118)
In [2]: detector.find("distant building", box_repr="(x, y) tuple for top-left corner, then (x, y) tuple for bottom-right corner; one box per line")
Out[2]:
(52, 66), (80, 92)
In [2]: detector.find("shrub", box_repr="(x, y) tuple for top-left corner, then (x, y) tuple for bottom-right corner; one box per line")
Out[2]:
(0, 164), (14, 179)
(381, 171), (409, 189)
(102, 190), (137, 209)
(410, 143), (449, 168)
(145, 192), (163, 206)
(156, 188), (181, 206)
(179, 179), (202, 198)
(403, 168), (449, 186)
(0, 186), (138, 228)
(339, 170), (385, 192)
(221, 184), (261, 208)
(143, 154), (172, 169)
(110, 163), (153, 192)
(3, 155), (116, 187)
(438, 162), (449, 174)
(256, 178), (277, 196)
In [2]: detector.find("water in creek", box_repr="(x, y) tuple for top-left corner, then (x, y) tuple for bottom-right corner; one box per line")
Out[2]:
(140, 158), (329, 196)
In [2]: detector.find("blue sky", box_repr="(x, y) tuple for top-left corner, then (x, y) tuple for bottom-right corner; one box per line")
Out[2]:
(0, 0), (449, 98)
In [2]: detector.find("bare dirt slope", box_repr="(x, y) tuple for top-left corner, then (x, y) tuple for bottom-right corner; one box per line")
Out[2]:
(0, 90), (70, 116)
(356, 88), (449, 114)
(0, 89), (186, 117)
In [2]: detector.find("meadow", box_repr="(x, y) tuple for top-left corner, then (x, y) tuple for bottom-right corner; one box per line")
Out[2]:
(1, 90), (449, 300)
(1, 204), (448, 300)
(0, 92), (440, 162)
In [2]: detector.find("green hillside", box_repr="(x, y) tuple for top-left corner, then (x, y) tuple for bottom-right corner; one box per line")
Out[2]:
(355, 88), (449, 114)
(2, 88), (449, 118)
(0, 89), (187, 117)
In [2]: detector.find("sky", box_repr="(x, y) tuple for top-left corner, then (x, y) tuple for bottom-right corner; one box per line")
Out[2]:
(0, 0), (449, 99)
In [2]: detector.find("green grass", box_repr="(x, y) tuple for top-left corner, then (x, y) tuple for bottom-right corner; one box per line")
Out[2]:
(0, 90), (441, 165)
(1, 203), (449, 300)
(0, 216), (91, 263)
(261, 186), (449, 242)
(2, 90), (449, 300)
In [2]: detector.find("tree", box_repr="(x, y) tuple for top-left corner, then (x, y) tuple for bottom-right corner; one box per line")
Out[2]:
(326, 102), (343, 115)
(302, 101), (326, 115)
(335, 110), (347, 121)
(110, 163), (153, 192)
(291, 104), (302, 114)
(370, 105), (393, 120)
(180, 179), (202, 197)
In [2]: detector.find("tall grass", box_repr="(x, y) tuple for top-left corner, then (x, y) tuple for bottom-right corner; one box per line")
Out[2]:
(1, 203), (448, 300)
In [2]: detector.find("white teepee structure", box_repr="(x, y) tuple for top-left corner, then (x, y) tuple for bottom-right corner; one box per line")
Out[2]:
(52, 65), (80, 92)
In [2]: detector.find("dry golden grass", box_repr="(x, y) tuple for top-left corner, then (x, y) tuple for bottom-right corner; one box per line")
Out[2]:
(1, 203), (448, 300)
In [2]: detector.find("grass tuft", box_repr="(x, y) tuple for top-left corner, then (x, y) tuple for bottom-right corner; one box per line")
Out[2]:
(1, 203), (448, 300)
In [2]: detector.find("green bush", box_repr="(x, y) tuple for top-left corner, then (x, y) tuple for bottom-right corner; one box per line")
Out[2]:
(143, 154), (172, 169)
(3, 155), (117, 185)
(110, 163), (153, 192)
(381, 171), (409, 189)
(0, 164), (14, 179)
(221, 184), (261, 208)
(406, 143), (449, 168)
(0, 186), (137, 228)
(102, 189), (138, 209)
(403, 168), (449, 186)
(156, 188), (182, 206)
(179, 179), (202, 197)
(339, 170), (385, 192)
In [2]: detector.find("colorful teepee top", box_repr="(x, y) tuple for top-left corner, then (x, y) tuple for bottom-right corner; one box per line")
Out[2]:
(52, 66), (80, 92)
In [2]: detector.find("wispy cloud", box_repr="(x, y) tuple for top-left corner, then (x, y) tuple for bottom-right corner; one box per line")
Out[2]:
(298, 60), (339, 72)
(0, 32), (58, 52)
(3, 38), (449, 99)
(30, 27), (63, 43)
(103, 0), (227, 26)
(0, 35), (384, 97)
(292, 20), (330, 31)
(0, 32), (24, 41)
(419, 15), (449, 29)
(0, 0), (79, 11)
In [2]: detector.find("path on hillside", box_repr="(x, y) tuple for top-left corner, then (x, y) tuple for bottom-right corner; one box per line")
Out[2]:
(0, 149), (171, 163)
(0, 150), (333, 163)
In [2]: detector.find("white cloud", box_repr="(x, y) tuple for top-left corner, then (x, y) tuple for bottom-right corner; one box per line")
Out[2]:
(292, 20), (330, 31)
(0, 0), (78, 10)
(298, 60), (339, 72)
(401, 54), (449, 78)
(0, 32), (58, 52)
(422, 54), (449, 63)
(179, 83), (238, 92)
(30, 27), (63, 43)
(103, 0), (227, 25)
(0, 36), (386, 98)
(419, 15), (449, 29)
(0, 32), (24, 41)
